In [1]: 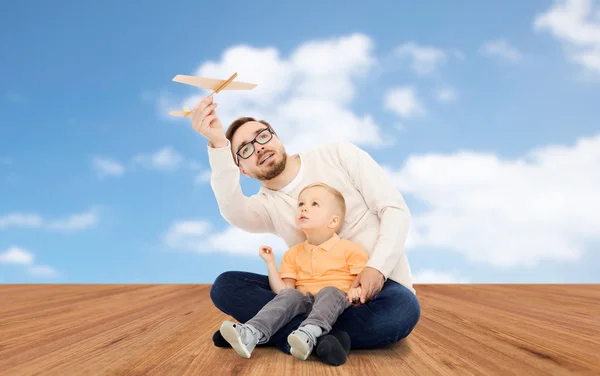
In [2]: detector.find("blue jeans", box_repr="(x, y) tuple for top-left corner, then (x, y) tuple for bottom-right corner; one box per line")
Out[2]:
(210, 271), (421, 354)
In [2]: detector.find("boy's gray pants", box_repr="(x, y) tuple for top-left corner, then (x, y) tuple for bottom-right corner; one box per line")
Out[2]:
(246, 286), (352, 343)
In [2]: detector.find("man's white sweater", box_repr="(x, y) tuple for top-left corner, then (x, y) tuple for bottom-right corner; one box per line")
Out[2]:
(208, 139), (415, 295)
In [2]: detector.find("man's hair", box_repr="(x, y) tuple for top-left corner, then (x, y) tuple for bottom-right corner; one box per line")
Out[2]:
(225, 116), (276, 147)
(299, 182), (346, 230)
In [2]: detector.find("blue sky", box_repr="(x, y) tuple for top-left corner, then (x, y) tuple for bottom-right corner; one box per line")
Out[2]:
(1, 0), (599, 284)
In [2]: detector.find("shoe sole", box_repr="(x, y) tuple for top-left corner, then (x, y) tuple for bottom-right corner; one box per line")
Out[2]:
(220, 322), (251, 358)
(287, 333), (311, 360)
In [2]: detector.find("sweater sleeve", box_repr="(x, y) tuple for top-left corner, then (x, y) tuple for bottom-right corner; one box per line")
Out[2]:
(334, 141), (411, 279)
(207, 140), (275, 234)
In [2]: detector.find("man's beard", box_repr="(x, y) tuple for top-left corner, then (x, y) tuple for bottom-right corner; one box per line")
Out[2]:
(256, 150), (287, 180)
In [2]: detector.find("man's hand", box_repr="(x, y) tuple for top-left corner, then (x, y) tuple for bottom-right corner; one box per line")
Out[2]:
(191, 94), (227, 147)
(259, 245), (275, 264)
(350, 267), (385, 304)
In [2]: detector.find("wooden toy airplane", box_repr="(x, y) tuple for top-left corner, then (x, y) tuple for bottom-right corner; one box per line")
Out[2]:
(169, 72), (257, 117)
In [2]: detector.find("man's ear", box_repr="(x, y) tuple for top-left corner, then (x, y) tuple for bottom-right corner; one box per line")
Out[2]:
(239, 166), (249, 178)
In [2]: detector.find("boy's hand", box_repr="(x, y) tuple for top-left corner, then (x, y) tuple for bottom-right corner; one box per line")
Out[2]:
(350, 267), (384, 304)
(347, 287), (362, 305)
(259, 245), (275, 263)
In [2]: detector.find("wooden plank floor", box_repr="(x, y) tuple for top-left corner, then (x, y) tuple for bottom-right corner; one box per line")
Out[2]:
(0, 284), (598, 375)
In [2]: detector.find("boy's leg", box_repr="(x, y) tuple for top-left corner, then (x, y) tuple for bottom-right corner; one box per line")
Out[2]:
(330, 279), (421, 349)
(299, 286), (352, 335)
(210, 271), (353, 360)
(209, 271), (308, 353)
(245, 288), (312, 343)
(287, 286), (352, 362)
(219, 288), (311, 358)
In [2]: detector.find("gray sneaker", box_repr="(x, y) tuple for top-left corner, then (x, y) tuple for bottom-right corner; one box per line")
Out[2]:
(219, 321), (259, 358)
(287, 329), (314, 360)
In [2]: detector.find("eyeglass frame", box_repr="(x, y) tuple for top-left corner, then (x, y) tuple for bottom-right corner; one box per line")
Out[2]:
(234, 127), (276, 165)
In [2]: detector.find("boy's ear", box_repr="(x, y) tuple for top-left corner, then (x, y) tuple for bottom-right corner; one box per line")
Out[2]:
(328, 215), (340, 229)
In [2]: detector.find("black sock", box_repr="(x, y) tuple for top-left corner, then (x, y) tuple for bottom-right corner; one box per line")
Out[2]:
(316, 329), (351, 366)
(328, 329), (351, 355)
(212, 329), (231, 348)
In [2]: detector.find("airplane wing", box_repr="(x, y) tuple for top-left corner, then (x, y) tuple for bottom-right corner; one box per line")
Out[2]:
(169, 106), (192, 117)
(169, 110), (192, 117)
(172, 74), (257, 91)
(172, 75), (224, 90)
(219, 81), (257, 90)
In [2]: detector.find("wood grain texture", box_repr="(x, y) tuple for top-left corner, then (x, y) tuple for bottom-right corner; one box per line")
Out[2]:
(1, 284), (598, 375)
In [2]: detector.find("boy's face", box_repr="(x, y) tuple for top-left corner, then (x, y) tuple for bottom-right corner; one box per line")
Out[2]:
(295, 186), (340, 231)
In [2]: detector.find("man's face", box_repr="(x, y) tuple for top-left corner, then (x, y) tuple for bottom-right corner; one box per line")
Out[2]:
(231, 121), (287, 181)
(295, 186), (339, 230)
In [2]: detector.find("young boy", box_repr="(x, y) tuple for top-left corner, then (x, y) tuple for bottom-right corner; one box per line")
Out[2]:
(218, 182), (370, 364)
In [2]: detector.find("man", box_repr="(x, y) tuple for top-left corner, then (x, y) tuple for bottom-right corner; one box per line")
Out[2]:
(192, 94), (420, 365)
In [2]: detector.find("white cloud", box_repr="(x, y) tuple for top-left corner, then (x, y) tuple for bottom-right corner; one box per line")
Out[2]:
(384, 86), (426, 118)
(191, 46), (295, 107)
(163, 220), (212, 250)
(272, 97), (384, 153)
(187, 160), (203, 170)
(479, 39), (522, 62)
(413, 269), (469, 283)
(195, 170), (212, 185)
(207, 226), (288, 254)
(0, 209), (98, 232)
(46, 211), (98, 231)
(0, 247), (34, 264)
(534, 0), (600, 73)
(395, 42), (450, 75)
(0, 246), (57, 278)
(92, 157), (125, 178)
(0, 213), (42, 228)
(133, 146), (184, 171)
(435, 87), (457, 102)
(94, 148), (200, 179)
(163, 220), (287, 255)
(164, 33), (388, 155)
(28, 265), (58, 277)
(290, 35), (375, 104)
(387, 133), (600, 268)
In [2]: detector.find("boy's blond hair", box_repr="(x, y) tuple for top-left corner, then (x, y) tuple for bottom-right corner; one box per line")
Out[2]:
(299, 182), (346, 230)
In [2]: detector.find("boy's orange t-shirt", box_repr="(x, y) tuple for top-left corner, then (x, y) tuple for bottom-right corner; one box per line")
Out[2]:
(278, 234), (369, 295)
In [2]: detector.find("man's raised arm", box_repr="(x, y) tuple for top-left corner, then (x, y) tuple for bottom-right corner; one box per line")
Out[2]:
(207, 140), (275, 233)
(335, 141), (411, 279)
(190, 94), (274, 234)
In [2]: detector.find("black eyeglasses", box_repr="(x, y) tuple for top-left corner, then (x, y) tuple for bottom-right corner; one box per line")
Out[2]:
(235, 128), (275, 164)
